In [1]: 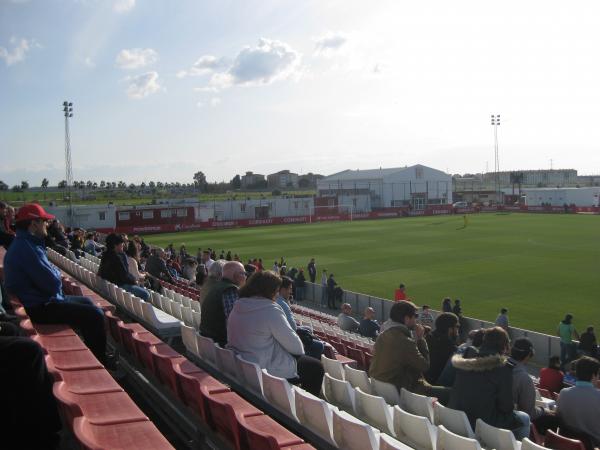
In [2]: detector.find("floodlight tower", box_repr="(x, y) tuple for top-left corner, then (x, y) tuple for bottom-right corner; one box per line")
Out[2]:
(63, 101), (74, 226)
(491, 114), (501, 204)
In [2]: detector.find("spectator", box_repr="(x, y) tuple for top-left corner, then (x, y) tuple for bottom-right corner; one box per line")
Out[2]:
(437, 328), (486, 387)
(0, 201), (15, 248)
(558, 313), (580, 369)
(295, 268), (306, 301)
(276, 276), (296, 330)
(327, 273), (338, 309)
(181, 257), (199, 283)
(4, 203), (108, 364)
(509, 338), (553, 425)
(84, 232), (104, 256)
(337, 303), (360, 332)
(46, 219), (70, 255)
(495, 308), (510, 331)
(441, 297), (452, 313)
(369, 301), (450, 404)
(307, 258), (317, 283)
(98, 233), (149, 301)
(199, 259), (226, 304)
(579, 326), (598, 358)
(320, 269), (328, 307)
(359, 307), (380, 339)
(125, 241), (145, 284)
(450, 326), (531, 440)
(70, 228), (85, 258)
(201, 250), (215, 270)
(227, 271), (324, 396)
(556, 356), (600, 447)
(0, 331), (62, 449)
(394, 283), (407, 301)
(425, 312), (459, 384)
(272, 260), (279, 272)
(145, 248), (175, 284)
(200, 261), (247, 346)
(452, 298), (462, 316)
(419, 305), (434, 329)
(539, 356), (564, 394)
(226, 250), (232, 261)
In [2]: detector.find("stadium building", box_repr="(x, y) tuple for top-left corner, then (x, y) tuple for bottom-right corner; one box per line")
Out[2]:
(317, 164), (452, 210)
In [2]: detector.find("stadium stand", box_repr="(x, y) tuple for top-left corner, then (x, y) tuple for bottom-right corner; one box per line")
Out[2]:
(3, 218), (596, 450)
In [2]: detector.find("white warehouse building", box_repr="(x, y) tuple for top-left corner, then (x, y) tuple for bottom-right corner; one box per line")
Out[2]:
(317, 164), (452, 209)
(523, 187), (600, 207)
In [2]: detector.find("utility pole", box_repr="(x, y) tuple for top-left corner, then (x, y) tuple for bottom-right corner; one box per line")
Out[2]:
(63, 101), (74, 226)
(491, 114), (501, 204)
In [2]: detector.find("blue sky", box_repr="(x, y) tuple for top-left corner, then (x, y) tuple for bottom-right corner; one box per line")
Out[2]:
(2, 0), (600, 186)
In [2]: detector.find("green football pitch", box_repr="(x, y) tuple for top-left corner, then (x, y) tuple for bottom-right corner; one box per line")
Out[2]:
(144, 213), (600, 335)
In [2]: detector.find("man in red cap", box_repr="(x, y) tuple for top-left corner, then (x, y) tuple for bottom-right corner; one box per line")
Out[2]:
(4, 204), (108, 364)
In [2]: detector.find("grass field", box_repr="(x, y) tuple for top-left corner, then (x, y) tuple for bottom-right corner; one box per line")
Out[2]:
(144, 213), (600, 335)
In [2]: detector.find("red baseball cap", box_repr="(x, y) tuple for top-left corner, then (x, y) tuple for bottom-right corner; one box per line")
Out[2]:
(15, 203), (55, 222)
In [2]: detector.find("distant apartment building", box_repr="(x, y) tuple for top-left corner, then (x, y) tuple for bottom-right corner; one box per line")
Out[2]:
(240, 171), (266, 189)
(267, 170), (299, 188)
(298, 172), (324, 188)
(481, 169), (578, 187)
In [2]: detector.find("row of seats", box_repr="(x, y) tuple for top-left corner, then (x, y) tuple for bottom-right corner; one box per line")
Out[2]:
(292, 301), (585, 450)
(8, 297), (175, 450)
(53, 249), (585, 450)
(63, 250), (320, 449)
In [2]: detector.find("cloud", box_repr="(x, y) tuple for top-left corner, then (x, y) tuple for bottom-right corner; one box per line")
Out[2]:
(0, 37), (37, 66)
(210, 97), (221, 107)
(84, 57), (96, 68)
(314, 31), (348, 55)
(227, 38), (300, 86)
(177, 55), (227, 78)
(115, 48), (158, 70)
(124, 71), (161, 99)
(113, 0), (135, 13)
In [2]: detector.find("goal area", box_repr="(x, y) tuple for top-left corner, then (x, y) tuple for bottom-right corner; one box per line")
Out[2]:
(308, 204), (355, 223)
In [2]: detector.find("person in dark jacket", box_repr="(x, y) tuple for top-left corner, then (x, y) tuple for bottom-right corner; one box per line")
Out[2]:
(200, 261), (247, 346)
(307, 258), (317, 283)
(3, 204), (108, 363)
(425, 312), (459, 384)
(295, 268), (306, 301)
(327, 273), (337, 309)
(145, 248), (175, 284)
(578, 326), (598, 357)
(450, 326), (531, 439)
(441, 297), (452, 312)
(98, 233), (149, 300)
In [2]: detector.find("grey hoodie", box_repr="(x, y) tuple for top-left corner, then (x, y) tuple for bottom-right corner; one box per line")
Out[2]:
(227, 296), (304, 379)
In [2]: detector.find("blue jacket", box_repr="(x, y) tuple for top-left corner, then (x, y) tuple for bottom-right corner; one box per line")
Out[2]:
(4, 229), (65, 307)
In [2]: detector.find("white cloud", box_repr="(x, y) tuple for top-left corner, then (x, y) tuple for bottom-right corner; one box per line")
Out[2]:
(113, 0), (135, 13)
(84, 57), (95, 68)
(193, 86), (219, 93)
(210, 97), (221, 107)
(0, 37), (36, 66)
(125, 71), (161, 99)
(314, 31), (348, 55)
(225, 38), (301, 87)
(116, 48), (158, 70)
(178, 55), (227, 78)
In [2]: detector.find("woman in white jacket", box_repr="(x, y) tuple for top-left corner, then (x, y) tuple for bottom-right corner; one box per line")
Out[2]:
(227, 270), (324, 395)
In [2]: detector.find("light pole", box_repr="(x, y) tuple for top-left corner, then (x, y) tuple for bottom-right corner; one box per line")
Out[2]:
(63, 101), (74, 226)
(491, 114), (501, 204)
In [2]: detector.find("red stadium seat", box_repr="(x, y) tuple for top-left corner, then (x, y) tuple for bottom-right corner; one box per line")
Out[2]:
(47, 348), (104, 371)
(105, 311), (123, 344)
(132, 333), (163, 370)
(364, 352), (373, 372)
(73, 417), (174, 450)
(33, 323), (77, 337)
(160, 359), (203, 398)
(238, 414), (304, 450)
(345, 347), (366, 370)
(57, 368), (123, 394)
(282, 445), (317, 450)
(53, 381), (148, 426)
(149, 345), (188, 387)
(204, 391), (263, 450)
(117, 322), (150, 356)
(174, 365), (229, 422)
(35, 334), (88, 352)
(544, 430), (586, 450)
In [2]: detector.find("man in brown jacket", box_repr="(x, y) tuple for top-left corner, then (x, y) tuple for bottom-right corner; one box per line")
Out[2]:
(369, 301), (450, 404)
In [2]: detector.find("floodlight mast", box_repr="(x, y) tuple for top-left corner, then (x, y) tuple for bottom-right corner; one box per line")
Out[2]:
(491, 114), (501, 204)
(63, 101), (74, 226)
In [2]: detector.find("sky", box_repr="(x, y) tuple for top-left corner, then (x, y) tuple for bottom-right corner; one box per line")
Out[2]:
(2, 0), (600, 186)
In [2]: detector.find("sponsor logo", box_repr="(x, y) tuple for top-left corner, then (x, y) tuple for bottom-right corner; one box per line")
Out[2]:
(282, 216), (308, 223)
(249, 219), (273, 225)
(132, 226), (162, 232)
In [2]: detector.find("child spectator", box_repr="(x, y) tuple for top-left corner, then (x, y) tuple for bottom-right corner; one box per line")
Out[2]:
(539, 356), (564, 394)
